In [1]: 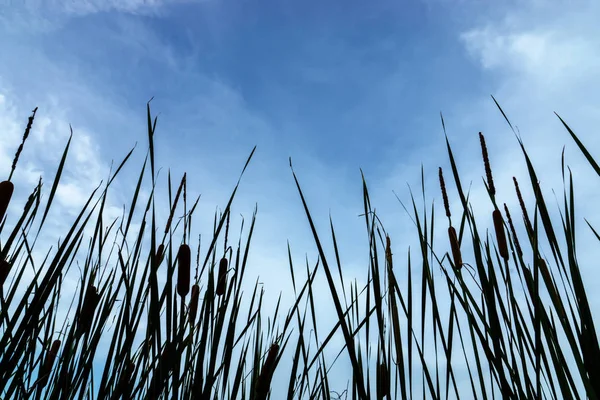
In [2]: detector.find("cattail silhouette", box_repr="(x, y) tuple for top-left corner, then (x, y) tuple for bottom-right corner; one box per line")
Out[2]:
(479, 132), (496, 196)
(177, 244), (191, 297)
(189, 284), (199, 324)
(493, 209), (509, 261)
(448, 226), (462, 268)
(504, 203), (522, 258)
(216, 257), (228, 296)
(255, 343), (279, 400)
(78, 285), (99, 337)
(513, 177), (533, 235)
(155, 244), (165, 266)
(0, 180), (14, 224)
(439, 167), (451, 218)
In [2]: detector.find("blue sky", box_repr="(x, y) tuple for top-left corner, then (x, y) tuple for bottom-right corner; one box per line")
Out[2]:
(2, 0), (600, 396)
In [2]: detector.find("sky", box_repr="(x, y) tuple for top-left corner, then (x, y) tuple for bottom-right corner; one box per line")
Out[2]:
(1, 0), (600, 397)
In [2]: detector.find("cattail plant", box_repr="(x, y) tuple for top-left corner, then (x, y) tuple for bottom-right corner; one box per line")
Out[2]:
(216, 257), (227, 296)
(188, 284), (199, 324)
(513, 176), (533, 235)
(440, 167), (462, 268)
(77, 285), (99, 337)
(156, 244), (165, 266)
(504, 203), (522, 258)
(255, 343), (279, 400)
(492, 209), (509, 261)
(0, 180), (14, 224)
(177, 244), (191, 297)
(38, 339), (61, 388)
(479, 132), (495, 196)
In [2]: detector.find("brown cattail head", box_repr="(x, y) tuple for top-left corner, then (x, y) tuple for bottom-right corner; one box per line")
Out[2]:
(189, 284), (199, 324)
(493, 209), (509, 261)
(513, 177), (533, 235)
(177, 244), (191, 297)
(39, 339), (61, 388)
(439, 167), (451, 218)
(216, 257), (228, 296)
(155, 244), (165, 266)
(255, 343), (280, 400)
(503, 203), (522, 258)
(78, 285), (99, 336)
(0, 258), (12, 287)
(448, 226), (462, 269)
(479, 132), (496, 196)
(0, 180), (14, 224)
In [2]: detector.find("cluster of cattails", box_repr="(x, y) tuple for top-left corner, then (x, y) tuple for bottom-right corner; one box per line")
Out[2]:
(177, 244), (191, 297)
(38, 339), (61, 388)
(254, 343), (279, 400)
(439, 167), (463, 269)
(77, 285), (100, 337)
(479, 133), (509, 261)
(216, 257), (228, 296)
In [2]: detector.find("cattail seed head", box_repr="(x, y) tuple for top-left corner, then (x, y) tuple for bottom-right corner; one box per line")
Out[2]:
(439, 167), (451, 218)
(216, 257), (228, 296)
(78, 285), (99, 336)
(448, 226), (462, 269)
(503, 203), (522, 258)
(155, 244), (164, 266)
(0, 258), (12, 287)
(255, 343), (280, 400)
(189, 284), (199, 324)
(39, 339), (61, 388)
(513, 177), (533, 235)
(177, 244), (191, 297)
(0, 180), (14, 224)
(479, 132), (496, 196)
(493, 209), (509, 261)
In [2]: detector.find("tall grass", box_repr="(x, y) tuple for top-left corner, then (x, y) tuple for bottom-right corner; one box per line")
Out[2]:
(0, 100), (598, 399)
